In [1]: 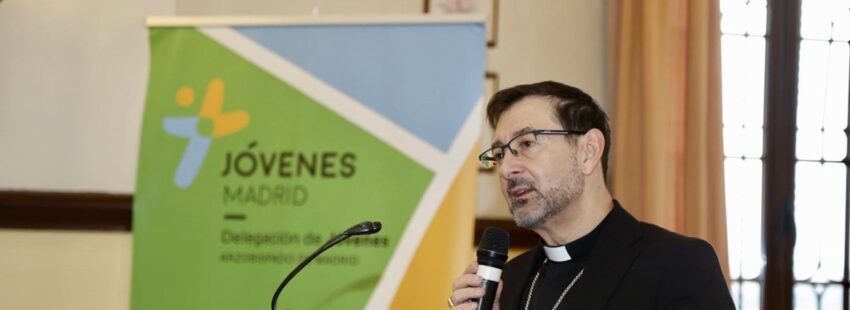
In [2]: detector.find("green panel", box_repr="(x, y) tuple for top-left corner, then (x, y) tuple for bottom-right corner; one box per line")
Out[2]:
(132, 28), (433, 310)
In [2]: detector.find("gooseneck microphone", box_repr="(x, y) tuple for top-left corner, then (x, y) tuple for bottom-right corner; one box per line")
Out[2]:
(270, 221), (382, 310)
(476, 227), (510, 310)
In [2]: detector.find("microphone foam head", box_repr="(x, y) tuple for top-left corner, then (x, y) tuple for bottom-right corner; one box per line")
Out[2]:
(479, 227), (510, 255)
(478, 228), (509, 268)
(346, 221), (382, 236)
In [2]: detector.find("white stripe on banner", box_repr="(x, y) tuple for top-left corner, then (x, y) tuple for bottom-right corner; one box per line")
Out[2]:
(365, 98), (483, 309)
(200, 26), (484, 309)
(198, 27), (445, 173)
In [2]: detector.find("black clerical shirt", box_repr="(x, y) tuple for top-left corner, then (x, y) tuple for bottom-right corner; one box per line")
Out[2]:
(520, 210), (612, 310)
(500, 201), (735, 309)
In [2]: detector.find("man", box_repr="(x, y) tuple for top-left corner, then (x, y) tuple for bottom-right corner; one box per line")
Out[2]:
(450, 81), (734, 309)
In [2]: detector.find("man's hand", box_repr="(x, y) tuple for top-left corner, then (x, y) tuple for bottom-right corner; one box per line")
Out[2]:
(449, 261), (502, 309)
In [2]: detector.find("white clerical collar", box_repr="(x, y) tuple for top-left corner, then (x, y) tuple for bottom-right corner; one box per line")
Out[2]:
(543, 245), (572, 262)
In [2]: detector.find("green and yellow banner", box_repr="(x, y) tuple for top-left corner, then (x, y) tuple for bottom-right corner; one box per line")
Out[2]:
(132, 17), (485, 309)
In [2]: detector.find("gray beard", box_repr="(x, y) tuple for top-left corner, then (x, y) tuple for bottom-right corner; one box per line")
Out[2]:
(508, 159), (584, 229)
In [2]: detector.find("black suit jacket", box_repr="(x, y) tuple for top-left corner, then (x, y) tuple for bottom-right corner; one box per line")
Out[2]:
(500, 203), (735, 309)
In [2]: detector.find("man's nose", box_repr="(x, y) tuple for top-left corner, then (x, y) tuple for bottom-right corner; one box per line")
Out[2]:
(499, 151), (524, 179)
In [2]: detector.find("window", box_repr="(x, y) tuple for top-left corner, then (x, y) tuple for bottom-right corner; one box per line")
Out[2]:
(721, 1), (768, 308)
(721, 0), (850, 309)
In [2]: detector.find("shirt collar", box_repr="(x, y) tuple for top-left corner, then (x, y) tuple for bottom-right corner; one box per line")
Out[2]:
(542, 244), (573, 262)
(541, 207), (613, 262)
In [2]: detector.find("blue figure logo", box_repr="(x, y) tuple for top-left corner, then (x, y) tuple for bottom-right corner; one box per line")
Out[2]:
(163, 78), (250, 188)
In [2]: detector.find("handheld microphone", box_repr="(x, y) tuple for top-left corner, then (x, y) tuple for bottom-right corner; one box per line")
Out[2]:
(476, 227), (510, 310)
(270, 221), (382, 310)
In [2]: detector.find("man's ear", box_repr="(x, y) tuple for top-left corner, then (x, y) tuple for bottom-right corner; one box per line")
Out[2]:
(579, 128), (605, 175)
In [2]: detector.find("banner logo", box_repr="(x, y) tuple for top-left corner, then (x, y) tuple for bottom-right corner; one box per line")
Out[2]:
(163, 78), (250, 188)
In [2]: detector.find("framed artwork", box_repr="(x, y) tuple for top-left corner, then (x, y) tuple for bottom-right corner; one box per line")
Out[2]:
(476, 71), (513, 220)
(485, 71), (499, 98)
(424, 0), (499, 47)
(480, 71), (499, 173)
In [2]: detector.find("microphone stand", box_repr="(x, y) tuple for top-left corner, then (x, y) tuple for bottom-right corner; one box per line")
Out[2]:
(270, 221), (381, 310)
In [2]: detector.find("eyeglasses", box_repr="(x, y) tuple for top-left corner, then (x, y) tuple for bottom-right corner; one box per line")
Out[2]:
(478, 129), (588, 168)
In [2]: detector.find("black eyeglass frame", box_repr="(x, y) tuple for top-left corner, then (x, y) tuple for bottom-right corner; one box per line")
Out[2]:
(478, 129), (589, 167)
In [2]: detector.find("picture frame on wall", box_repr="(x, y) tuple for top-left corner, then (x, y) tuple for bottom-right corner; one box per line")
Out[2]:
(476, 71), (514, 221)
(480, 71), (499, 173)
(424, 0), (499, 47)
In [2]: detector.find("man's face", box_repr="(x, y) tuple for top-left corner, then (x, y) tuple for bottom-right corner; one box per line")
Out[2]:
(492, 96), (584, 229)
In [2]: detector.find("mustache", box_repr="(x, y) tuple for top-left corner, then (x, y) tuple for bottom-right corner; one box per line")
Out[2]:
(507, 178), (535, 193)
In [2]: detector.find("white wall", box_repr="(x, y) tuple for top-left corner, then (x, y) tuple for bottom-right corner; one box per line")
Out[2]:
(0, 1), (172, 309)
(489, 0), (607, 102)
(0, 0), (175, 193)
(0, 1), (606, 309)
